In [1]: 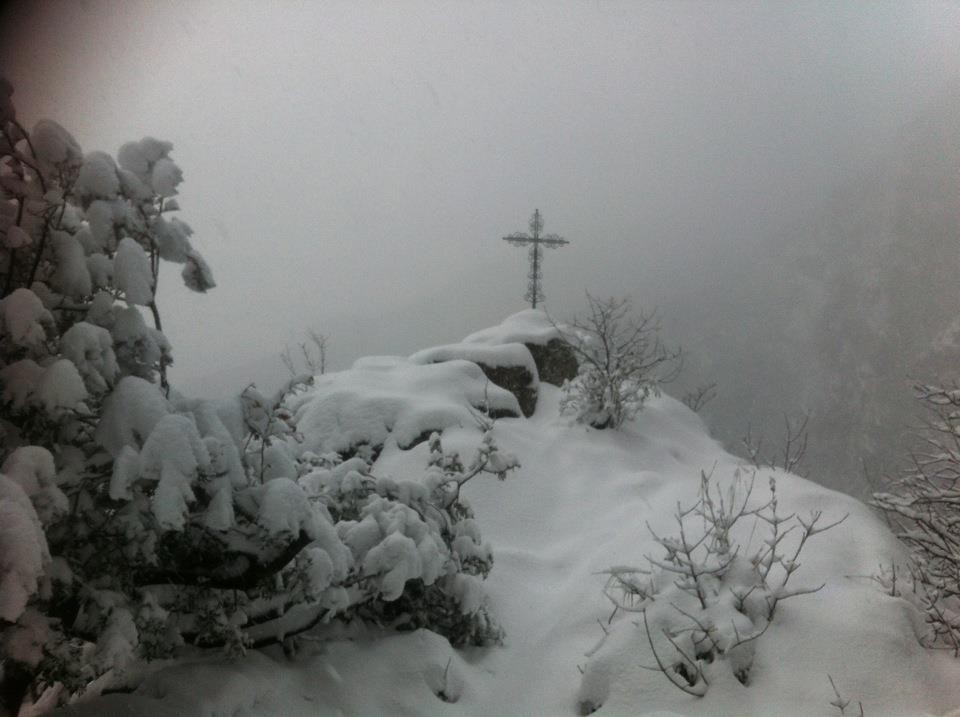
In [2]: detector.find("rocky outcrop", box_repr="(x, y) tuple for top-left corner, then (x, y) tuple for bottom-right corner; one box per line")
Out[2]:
(409, 343), (539, 417)
(524, 338), (577, 387)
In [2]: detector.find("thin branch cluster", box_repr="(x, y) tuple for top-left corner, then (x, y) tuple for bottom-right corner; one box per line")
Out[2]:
(740, 412), (810, 477)
(595, 469), (846, 698)
(682, 382), (717, 414)
(280, 329), (328, 377)
(872, 383), (960, 655)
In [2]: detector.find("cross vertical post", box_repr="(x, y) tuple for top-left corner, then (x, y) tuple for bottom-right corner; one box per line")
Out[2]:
(502, 208), (570, 309)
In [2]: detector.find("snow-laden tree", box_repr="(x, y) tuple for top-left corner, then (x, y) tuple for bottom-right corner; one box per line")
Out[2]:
(558, 295), (681, 429)
(0, 80), (514, 714)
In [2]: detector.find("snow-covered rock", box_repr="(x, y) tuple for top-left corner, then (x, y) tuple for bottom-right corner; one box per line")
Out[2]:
(410, 341), (540, 416)
(463, 309), (578, 386)
(290, 355), (521, 456)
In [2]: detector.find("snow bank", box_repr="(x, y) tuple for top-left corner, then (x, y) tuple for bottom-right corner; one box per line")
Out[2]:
(290, 355), (520, 455)
(51, 342), (960, 717)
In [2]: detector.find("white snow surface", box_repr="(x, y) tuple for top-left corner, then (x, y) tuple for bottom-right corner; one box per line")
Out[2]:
(113, 237), (154, 305)
(138, 414), (211, 531)
(34, 359), (87, 415)
(291, 355), (521, 454)
(31, 120), (82, 168)
(49, 231), (91, 298)
(410, 341), (539, 379)
(95, 376), (170, 457)
(462, 308), (564, 346)
(74, 151), (120, 201)
(52, 384), (960, 716)
(0, 473), (49, 622)
(60, 322), (118, 393)
(0, 288), (53, 349)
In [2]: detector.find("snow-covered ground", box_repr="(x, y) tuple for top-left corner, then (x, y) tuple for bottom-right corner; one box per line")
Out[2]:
(56, 376), (960, 716)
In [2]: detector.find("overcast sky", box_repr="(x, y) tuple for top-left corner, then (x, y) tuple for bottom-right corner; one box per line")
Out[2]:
(2, 0), (958, 398)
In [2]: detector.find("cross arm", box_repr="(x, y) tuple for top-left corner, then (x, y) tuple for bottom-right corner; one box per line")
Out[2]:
(503, 233), (532, 246)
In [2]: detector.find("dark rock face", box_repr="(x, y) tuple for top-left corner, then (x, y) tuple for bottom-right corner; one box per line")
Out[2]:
(473, 362), (538, 418)
(525, 339), (578, 386)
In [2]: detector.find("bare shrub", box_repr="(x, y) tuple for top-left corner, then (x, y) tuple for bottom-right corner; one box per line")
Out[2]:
(872, 383), (960, 655)
(682, 382), (718, 413)
(281, 329), (328, 376)
(599, 469), (846, 696)
(557, 295), (681, 429)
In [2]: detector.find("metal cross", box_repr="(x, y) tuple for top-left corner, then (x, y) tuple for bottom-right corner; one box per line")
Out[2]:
(503, 208), (569, 309)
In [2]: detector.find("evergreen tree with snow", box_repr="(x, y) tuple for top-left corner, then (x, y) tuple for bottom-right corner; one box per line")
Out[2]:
(0, 80), (512, 714)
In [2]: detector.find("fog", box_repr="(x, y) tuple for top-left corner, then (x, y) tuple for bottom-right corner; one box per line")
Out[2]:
(2, 0), (958, 496)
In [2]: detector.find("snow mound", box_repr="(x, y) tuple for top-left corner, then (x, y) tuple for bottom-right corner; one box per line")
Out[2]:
(290, 355), (521, 455)
(410, 342), (540, 417)
(462, 308), (562, 346)
(462, 309), (578, 386)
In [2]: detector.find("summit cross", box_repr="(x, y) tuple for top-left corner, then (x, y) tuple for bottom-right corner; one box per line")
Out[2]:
(502, 208), (569, 309)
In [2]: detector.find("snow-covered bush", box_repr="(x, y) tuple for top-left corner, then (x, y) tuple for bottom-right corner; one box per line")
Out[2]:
(558, 295), (681, 429)
(580, 469), (846, 710)
(0, 81), (516, 713)
(309, 423), (517, 647)
(872, 383), (960, 655)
